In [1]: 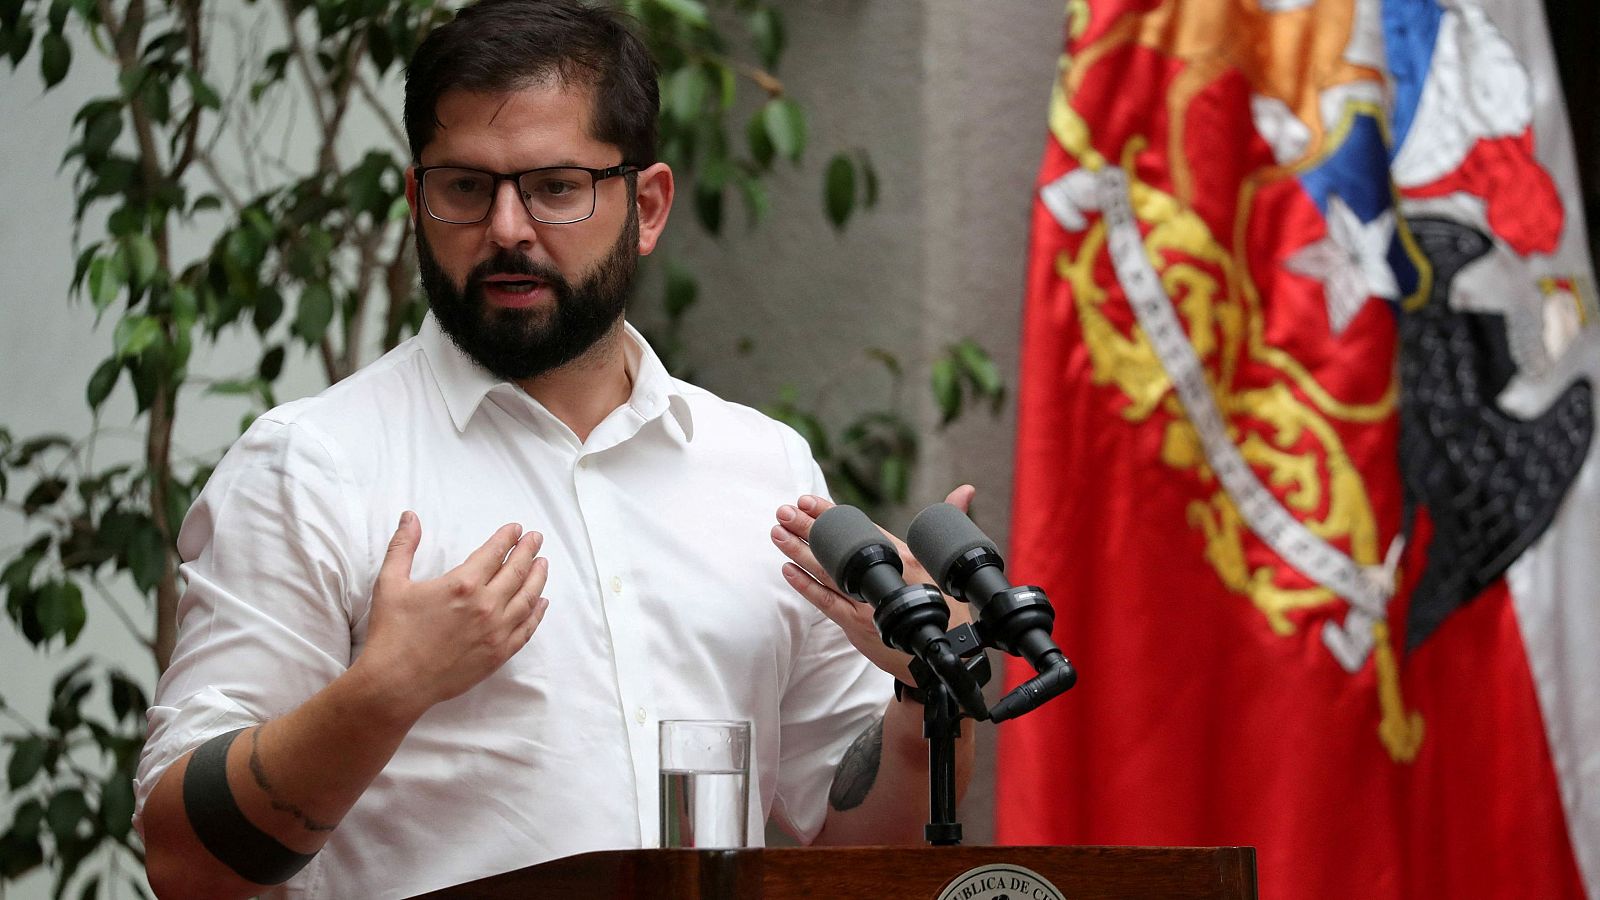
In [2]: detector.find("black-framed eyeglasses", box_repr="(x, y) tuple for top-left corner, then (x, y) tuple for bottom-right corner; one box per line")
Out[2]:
(416, 164), (639, 225)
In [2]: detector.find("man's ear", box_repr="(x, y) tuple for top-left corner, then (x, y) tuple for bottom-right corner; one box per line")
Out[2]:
(404, 165), (420, 219)
(633, 162), (675, 256)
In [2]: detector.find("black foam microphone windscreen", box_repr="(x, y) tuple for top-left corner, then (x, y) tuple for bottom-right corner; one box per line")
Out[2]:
(809, 505), (894, 586)
(906, 502), (994, 593)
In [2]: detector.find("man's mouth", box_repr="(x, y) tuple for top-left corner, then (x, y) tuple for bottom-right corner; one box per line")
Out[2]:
(481, 273), (552, 308)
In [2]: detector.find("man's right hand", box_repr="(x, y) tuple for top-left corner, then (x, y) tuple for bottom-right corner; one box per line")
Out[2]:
(142, 511), (551, 899)
(356, 511), (551, 718)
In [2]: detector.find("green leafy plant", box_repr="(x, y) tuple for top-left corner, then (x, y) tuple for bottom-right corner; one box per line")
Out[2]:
(764, 343), (1005, 511)
(0, 0), (1003, 894)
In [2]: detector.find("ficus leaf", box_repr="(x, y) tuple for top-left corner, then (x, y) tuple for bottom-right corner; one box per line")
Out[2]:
(86, 357), (120, 409)
(7, 21), (36, 67)
(86, 255), (123, 310)
(36, 580), (85, 643)
(932, 357), (961, 425)
(665, 65), (708, 125)
(880, 454), (908, 504)
(6, 736), (47, 790)
(737, 175), (768, 227)
(47, 0), (69, 33)
(824, 153), (855, 229)
(81, 108), (121, 160)
(716, 63), (735, 111)
(23, 477), (67, 514)
(293, 282), (335, 343)
(99, 775), (134, 838)
(46, 788), (89, 846)
(652, 0), (707, 27)
(124, 233), (159, 286)
(112, 315), (161, 358)
(746, 112), (774, 169)
(258, 344), (286, 381)
(186, 68), (220, 109)
(11, 798), (46, 842)
(954, 339), (1002, 396)
(40, 30), (69, 88)
(253, 286), (285, 334)
(171, 284), (198, 328)
(748, 7), (784, 70)
(762, 97), (806, 162)
(664, 262), (697, 318)
(125, 518), (165, 592)
(693, 181), (723, 236)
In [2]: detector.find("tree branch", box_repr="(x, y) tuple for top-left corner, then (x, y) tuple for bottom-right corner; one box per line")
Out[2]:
(146, 388), (179, 672)
(276, 0), (331, 138)
(317, 31), (369, 174)
(356, 71), (409, 157)
(87, 576), (155, 650)
(342, 220), (383, 377)
(196, 153), (245, 211)
(319, 334), (340, 384)
(383, 216), (415, 351)
(169, 0), (207, 178)
(97, 0), (170, 266)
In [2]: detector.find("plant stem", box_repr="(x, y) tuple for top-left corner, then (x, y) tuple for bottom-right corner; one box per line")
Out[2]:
(89, 576), (156, 650)
(146, 388), (178, 673)
(356, 72), (410, 156)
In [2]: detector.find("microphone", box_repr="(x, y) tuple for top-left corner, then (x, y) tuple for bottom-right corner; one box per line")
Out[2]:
(906, 503), (1076, 721)
(809, 505), (988, 719)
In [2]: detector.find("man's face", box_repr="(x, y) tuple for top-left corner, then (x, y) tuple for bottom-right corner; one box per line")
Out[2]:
(409, 82), (640, 381)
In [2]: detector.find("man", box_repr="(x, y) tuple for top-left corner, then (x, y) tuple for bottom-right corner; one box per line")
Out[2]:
(133, 1), (972, 898)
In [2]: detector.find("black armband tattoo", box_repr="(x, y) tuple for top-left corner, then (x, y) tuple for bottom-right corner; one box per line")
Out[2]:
(828, 716), (885, 812)
(182, 727), (318, 885)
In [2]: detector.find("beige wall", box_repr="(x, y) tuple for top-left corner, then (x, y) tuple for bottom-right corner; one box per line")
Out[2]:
(650, 0), (1069, 841)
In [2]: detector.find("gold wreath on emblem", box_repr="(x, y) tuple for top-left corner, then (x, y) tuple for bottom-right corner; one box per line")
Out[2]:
(1045, 2), (1426, 762)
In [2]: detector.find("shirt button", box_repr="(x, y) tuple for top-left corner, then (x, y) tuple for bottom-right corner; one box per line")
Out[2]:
(610, 575), (623, 593)
(578, 457), (590, 469)
(634, 707), (647, 724)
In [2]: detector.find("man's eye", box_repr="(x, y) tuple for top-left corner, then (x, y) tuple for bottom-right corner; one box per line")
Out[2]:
(448, 178), (486, 195)
(532, 180), (579, 196)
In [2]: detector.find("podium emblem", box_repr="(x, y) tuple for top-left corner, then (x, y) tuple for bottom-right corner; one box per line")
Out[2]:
(935, 863), (1066, 900)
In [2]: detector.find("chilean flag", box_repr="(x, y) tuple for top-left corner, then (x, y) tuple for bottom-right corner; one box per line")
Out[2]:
(996, 2), (1600, 897)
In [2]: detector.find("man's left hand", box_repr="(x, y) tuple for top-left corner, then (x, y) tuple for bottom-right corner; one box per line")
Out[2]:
(770, 486), (976, 682)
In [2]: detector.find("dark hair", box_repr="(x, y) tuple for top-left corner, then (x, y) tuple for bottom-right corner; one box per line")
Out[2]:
(404, 0), (659, 166)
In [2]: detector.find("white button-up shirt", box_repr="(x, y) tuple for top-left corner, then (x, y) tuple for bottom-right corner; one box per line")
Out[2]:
(133, 316), (890, 899)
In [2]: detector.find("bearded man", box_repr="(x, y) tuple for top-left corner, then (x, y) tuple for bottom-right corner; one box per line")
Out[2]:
(132, 2), (972, 898)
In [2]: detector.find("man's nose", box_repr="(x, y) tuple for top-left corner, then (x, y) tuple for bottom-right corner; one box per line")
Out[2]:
(484, 179), (541, 250)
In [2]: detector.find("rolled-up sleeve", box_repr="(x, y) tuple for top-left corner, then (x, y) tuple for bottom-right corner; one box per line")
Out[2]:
(767, 425), (893, 842)
(133, 412), (366, 830)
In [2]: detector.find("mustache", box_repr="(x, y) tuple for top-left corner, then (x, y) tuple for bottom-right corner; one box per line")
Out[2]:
(466, 250), (566, 288)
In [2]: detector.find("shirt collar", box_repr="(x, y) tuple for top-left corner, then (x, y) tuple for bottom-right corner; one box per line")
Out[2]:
(418, 313), (694, 442)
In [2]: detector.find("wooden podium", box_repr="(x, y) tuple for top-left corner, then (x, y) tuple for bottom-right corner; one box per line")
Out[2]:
(408, 845), (1257, 899)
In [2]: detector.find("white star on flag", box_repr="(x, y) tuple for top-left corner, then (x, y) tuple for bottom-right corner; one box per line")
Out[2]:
(1285, 194), (1400, 334)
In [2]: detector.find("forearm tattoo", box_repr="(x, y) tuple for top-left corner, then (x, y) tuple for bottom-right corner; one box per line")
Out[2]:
(182, 727), (318, 885)
(249, 726), (337, 833)
(828, 716), (885, 812)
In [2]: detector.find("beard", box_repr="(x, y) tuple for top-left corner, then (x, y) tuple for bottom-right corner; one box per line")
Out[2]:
(418, 206), (640, 382)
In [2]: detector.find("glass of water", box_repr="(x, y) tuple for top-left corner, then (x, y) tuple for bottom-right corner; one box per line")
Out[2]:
(658, 719), (751, 849)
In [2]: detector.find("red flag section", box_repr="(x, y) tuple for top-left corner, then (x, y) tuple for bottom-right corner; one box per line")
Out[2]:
(997, 3), (1600, 898)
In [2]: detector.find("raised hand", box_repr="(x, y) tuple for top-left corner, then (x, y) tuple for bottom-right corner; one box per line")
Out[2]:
(357, 511), (551, 717)
(770, 486), (975, 681)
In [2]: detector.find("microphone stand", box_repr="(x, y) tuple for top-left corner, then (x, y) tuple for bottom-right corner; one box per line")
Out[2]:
(904, 624), (991, 846)
(901, 609), (1075, 846)
(923, 679), (964, 846)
